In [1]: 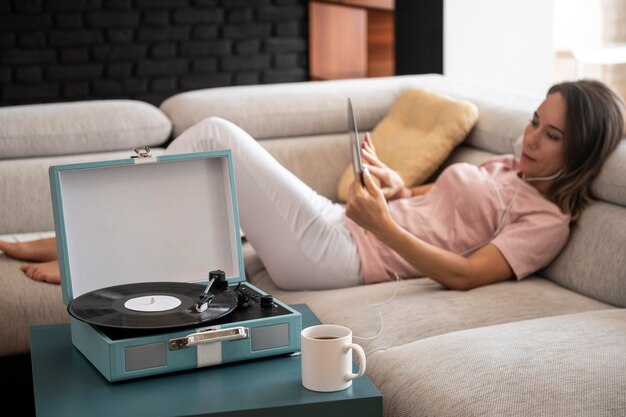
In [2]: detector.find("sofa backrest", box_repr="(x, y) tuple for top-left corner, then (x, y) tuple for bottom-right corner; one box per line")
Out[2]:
(159, 74), (460, 139)
(539, 142), (626, 307)
(0, 100), (171, 159)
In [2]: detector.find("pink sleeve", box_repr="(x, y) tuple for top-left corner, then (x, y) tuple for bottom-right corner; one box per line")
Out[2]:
(490, 212), (570, 280)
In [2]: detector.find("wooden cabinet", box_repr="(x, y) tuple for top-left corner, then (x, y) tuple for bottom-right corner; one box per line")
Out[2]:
(309, 0), (395, 80)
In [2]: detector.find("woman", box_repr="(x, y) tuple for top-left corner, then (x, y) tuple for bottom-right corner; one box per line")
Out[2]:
(1, 79), (623, 290)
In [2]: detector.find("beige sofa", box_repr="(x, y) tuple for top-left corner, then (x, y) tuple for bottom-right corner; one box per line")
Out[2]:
(1, 74), (624, 417)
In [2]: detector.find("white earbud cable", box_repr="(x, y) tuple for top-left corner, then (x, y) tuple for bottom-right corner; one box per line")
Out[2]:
(352, 272), (402, 341)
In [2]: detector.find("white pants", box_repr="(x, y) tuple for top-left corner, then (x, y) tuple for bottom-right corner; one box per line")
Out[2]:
(165, 117), (362, 290)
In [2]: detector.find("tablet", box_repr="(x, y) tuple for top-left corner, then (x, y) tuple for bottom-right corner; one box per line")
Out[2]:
(348, 97), (364, 185)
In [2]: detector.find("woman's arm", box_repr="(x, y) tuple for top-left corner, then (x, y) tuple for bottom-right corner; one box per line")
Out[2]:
(346, 167), (514, 291)
(376, 221), (514, 290)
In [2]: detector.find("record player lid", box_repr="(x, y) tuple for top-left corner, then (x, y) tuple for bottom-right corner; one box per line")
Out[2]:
(49, 150), (246, 305)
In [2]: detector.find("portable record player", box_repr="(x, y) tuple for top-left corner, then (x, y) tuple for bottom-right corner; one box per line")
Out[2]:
(48, 148), (302, 382)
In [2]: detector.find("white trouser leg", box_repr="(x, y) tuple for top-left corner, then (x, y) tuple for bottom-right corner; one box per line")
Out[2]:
(165, 117), (362, 290)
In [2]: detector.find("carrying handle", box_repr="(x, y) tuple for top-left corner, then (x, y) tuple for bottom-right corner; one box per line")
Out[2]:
(168, 327), (248, 351)
(343, 343), (366, 381)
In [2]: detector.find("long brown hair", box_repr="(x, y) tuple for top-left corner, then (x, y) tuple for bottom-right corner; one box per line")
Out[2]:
(546, 79), (624, 221)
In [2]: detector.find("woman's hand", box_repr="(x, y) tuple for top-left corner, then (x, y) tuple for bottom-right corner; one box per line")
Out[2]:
(361, 133), (410, 201)
(345, 165), (395, 239)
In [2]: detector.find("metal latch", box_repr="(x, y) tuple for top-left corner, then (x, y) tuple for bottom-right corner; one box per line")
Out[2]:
(131, 146), (152, 159)
(168, 327), (249, 351)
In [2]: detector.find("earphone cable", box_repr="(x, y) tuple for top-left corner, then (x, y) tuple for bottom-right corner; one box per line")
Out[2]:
(352, 272), (402, 341)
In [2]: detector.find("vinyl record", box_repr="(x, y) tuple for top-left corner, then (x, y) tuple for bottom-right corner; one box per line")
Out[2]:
(68, 282), (238, 330)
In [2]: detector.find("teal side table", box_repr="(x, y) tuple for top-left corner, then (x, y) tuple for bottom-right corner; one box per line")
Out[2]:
(30, 304), (383, 417)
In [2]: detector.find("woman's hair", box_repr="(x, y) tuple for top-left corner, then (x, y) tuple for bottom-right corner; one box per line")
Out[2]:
(546, 79), (624, 222)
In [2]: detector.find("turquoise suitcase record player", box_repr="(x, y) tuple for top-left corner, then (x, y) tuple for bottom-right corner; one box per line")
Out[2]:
(48, 148), (302, 382)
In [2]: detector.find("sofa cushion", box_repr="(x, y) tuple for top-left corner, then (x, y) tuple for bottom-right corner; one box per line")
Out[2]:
(591, 140), (626, 206)
(541, 201), (626, 307)
(366, 309), (626, 417)
(244, 243), (612, 355)
(336, 88), (479, 202)
(260, 133), (351, 202)
(0, 100), (172, 159)
(0, 253), (68, 356)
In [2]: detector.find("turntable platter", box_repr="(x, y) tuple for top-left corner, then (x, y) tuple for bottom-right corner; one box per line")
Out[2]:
(68, 282), (238, 330)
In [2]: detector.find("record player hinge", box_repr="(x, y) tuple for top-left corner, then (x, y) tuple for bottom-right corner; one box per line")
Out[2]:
(131, 146), (153, 162)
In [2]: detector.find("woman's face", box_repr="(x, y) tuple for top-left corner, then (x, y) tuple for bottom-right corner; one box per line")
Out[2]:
(520, 92), (567, 180)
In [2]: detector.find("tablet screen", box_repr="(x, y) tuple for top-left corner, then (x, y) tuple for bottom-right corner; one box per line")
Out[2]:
(348, 98), (363, 185)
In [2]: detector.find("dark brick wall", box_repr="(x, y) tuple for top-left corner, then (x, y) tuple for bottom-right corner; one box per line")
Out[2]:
(0, 0), (308, 107)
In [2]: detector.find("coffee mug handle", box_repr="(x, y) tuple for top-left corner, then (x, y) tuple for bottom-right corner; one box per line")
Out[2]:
(343, 343), (367, 381)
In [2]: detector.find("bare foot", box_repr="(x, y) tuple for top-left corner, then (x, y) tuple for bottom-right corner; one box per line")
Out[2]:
(21, 260), (61, 284)
(0, 237), (57, 262)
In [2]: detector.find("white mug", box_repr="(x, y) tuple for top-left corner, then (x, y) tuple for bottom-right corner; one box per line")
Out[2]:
(300, 324), (366, 392)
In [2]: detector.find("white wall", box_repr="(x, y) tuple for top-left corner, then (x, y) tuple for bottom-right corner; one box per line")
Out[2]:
(553, 0), (603, 50)
(444, 0), (555, 96)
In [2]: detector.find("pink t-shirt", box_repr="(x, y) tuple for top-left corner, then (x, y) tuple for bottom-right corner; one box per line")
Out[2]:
(344, 155), (571, 284)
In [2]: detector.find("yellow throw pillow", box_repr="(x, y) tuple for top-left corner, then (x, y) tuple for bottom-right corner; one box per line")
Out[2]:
(337, 88), (479, 202)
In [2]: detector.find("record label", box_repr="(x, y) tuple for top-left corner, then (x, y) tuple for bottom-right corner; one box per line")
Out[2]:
(68, 282), (238, 330)
(124, 295), (182, 312)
